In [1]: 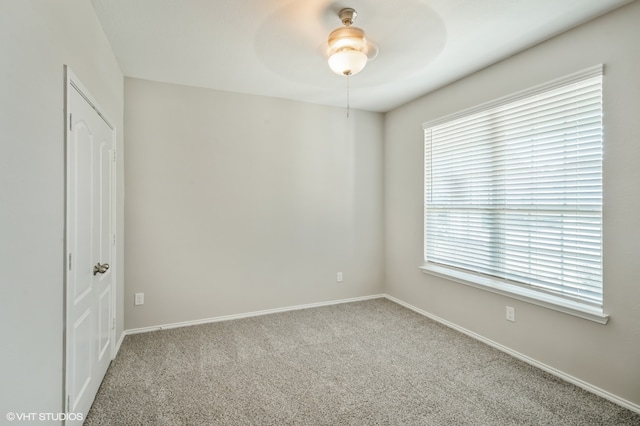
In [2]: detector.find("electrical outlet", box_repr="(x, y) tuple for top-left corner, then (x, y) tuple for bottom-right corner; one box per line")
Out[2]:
(134, 293), (144, 306)
(506, 306), (515, 322)
(337, 272), (343, 282)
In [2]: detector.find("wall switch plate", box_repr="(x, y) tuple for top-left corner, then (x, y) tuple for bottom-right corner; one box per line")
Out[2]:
(134, 293), (144, 306)
(337, 272), (343, 282)
(506, 306), (515, 322)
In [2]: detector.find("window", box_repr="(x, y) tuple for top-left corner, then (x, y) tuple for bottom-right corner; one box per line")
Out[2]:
(422, 65), (606, 322)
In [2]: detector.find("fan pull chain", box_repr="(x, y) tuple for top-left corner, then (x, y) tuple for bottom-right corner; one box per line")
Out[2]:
(346, 73), (350, 118)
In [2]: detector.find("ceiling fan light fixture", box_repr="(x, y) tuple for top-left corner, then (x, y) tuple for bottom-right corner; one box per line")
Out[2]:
(327, 8), (369, 76)
(328, 49), (368, 76)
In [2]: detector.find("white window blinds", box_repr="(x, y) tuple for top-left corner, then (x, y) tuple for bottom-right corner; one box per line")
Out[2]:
(423, 66), (603, 306)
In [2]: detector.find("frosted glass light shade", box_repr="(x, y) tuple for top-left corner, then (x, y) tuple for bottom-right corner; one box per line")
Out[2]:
(328, 49), (368, 76)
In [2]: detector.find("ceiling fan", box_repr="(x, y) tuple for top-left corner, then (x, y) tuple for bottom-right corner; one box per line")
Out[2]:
(326, 7), (379, 77)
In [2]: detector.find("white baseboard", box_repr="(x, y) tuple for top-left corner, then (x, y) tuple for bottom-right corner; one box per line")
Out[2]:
(123, 294), (386, 336)
(384, 294), (640, 415)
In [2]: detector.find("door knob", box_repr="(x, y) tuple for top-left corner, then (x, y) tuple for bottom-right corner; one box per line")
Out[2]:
(93, 262), (110, 276)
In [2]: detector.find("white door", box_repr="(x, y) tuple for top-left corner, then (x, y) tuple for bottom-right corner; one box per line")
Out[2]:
(65, 69), (116, 420)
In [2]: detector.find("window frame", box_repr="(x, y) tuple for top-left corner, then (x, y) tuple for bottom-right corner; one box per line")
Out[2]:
(420, 65), (608, 324)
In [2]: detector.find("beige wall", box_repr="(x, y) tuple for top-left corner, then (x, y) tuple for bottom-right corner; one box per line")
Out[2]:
(124, 78), (384, 329)
(0, 0), (124, 418)
(385, 1), (640, 406)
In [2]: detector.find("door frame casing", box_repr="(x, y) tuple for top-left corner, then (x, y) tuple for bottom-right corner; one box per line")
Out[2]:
(63, 66), (117, 414)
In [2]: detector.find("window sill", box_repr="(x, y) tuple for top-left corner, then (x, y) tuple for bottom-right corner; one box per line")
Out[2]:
(419, 264), (609, 324)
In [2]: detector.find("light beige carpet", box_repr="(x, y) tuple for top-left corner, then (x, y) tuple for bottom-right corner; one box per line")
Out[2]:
(86, 298), (640, 425)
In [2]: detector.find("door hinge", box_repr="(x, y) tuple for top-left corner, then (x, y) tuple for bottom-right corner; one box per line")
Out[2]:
(67, 395), (71, 411)
(113, 234), (116, 245)
(112, 318), (116, 330)
(68, 253), (72, 271)
(69, 113), (72, 131)
(113, 151), (116, 162)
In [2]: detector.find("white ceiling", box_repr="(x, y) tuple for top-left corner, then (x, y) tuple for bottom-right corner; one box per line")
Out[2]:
(91, 0), (633, 112)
